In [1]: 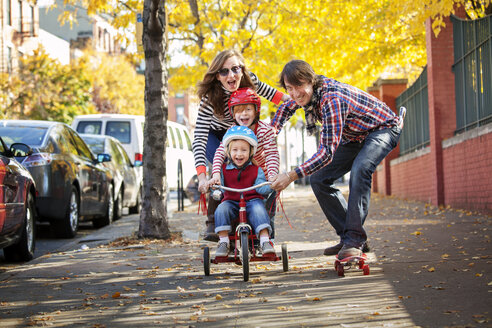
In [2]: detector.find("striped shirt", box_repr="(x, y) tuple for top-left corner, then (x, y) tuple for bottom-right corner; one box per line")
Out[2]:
(271, 76), (400, 177)
(212, 121), (280, 180)
(192, 72), (284, 175)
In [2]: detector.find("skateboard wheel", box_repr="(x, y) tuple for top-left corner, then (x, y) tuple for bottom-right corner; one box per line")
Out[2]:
(337, 264), (344, 277)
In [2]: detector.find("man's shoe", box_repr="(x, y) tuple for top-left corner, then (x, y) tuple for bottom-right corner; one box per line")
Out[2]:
(261, 241), (275, 254)
(323, 242), (343, 256)
(337, 244), (362, 260)
(203, 221), (219, 242)
(215, 242), (230, 257)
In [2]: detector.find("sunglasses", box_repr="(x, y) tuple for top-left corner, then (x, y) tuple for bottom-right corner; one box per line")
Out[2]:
(218, 65), (242, 77)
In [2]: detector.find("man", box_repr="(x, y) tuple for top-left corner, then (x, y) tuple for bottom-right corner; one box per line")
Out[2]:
(270, 60), (404, 260)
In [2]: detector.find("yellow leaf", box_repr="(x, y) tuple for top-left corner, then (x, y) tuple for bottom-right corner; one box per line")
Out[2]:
(112, 292), (121, 298)
(428, 267), (435, 272)
(215, 294), (223, 300)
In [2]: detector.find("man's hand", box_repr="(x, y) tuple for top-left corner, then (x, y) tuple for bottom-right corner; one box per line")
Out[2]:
(271, 172), (295, 192)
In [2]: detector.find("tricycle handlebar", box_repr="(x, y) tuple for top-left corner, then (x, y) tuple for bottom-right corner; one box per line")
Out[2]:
(211, 182), (271, 193)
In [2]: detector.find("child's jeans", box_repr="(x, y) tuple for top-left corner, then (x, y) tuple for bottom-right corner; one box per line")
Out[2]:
(215, 198), (272, 236)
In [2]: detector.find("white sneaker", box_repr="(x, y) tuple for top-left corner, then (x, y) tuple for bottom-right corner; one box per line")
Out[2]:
(215, 242), (230, 257)
(261, 241), (275, 254)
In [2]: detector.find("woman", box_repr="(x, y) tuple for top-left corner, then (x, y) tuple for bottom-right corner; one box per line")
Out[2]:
(193, 49), (288, 241)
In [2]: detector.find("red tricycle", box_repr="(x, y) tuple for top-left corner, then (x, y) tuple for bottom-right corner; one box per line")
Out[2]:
(202, 182), (288, 281)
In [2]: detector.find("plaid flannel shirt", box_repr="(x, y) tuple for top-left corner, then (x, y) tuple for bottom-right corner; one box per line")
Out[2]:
(271, 76), (400, 178)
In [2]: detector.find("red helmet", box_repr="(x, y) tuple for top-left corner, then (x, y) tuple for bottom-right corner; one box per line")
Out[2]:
(228, 88), (261, 118)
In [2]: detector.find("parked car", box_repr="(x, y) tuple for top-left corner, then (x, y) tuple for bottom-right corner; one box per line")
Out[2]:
(71, 114), (196, 191)
(0, 136), (36, 261)
(0, 120), (113, 238)
(80, 134), (142, 218)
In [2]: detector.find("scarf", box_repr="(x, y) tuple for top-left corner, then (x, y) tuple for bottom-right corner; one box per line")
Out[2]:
(304, 81), (323, 136)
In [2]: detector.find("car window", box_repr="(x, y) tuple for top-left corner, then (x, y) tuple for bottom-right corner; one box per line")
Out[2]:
(168, 126), (176, 148)
(0, 139), (5, 154)
(106, 121), (131, 144)
(76, 121), (102, 135)
(56, 127), (78, 155)
(69, 129), (95, 160)
(116, 142), (132, 166)
(82, 137), (105, 155)
(175, 128), (183, 150)
(0, 125), (48, 147)
(110, 139), (124, 165)
(182, 129), (192, 151)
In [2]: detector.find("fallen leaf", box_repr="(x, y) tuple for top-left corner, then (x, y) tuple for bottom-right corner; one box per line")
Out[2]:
(112, 292), (121, 299)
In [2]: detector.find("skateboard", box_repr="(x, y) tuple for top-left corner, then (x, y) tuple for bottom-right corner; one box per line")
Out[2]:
(334, 253), (369, 277)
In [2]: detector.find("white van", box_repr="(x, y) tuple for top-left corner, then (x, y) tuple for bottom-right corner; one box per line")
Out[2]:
(71, 114), (195, 190)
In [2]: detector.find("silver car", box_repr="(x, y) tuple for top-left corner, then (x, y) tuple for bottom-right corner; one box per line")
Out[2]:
(80, 134), (142, 218)
(0, 120), (113, 238)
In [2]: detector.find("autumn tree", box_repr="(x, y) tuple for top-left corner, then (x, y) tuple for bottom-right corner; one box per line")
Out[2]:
(58, 0), (490, 240)
(1, 48), (95, 123)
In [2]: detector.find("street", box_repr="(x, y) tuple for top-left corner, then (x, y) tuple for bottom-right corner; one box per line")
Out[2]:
(0, 186), (490, 327)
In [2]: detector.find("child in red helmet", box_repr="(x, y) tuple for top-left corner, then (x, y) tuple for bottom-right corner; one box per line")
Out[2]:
(207, 88), (280, 239)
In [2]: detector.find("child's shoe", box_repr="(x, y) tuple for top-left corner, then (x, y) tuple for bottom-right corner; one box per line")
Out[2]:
(261, 241), (275, 254)
(215, 242), (230, 257)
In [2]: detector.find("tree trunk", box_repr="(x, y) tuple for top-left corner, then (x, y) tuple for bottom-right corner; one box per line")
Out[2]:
(138, 0), (170, 239)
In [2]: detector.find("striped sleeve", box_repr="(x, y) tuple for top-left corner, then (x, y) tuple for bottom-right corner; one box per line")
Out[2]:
(212, 142), (227, 176)
(250, 72), (284, 105)
(192, 97), (215, 172)
(255, 121), (279, 179)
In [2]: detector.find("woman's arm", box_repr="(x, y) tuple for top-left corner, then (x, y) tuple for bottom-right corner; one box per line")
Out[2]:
(250, 72), (285, 105)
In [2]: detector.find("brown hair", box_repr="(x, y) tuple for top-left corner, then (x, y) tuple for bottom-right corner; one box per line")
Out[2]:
(197, 50), (255, 118)
(278, 60), (321, 89)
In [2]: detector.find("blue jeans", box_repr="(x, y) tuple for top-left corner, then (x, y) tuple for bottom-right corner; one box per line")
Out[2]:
(215, 198), (272, 236)
(205, 129), (226, 163)
(310, 126), (401, 248)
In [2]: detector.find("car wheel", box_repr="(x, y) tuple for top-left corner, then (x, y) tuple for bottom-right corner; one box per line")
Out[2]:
(3, 192), (36, 262)
(114, 188), (123, 220)
(53, 186), (79, 238)
(129, 186), (142, 214)
(93, 184), (113, 228)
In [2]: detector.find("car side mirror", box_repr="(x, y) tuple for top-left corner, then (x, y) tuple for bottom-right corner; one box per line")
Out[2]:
(134, 160), (143, 167)
(97, 153), (111, 163)
(10, 143), (32, 157)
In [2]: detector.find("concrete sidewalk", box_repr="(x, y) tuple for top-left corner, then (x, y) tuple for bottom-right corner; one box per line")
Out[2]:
(0, 185), (490, 327)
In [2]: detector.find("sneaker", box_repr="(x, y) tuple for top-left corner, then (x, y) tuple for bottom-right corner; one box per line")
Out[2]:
(337, 244), (362, 260)
(362, 241), (370, 253)
(261, 241), (275, 254)
(215, 242), (230, 257)
(323, 241), (343, 256)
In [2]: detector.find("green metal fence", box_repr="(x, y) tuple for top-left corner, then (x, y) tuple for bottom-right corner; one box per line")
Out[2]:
(396, 67), (430, 155)
(452, 14), (492, 133)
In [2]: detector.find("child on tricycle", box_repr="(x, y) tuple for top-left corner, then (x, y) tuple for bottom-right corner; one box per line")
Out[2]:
(210, 126), (275, 257)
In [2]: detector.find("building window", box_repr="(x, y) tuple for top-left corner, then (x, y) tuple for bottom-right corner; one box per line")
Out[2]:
(29, 5), (34, 36)
(7, 47), (13, 74)
(7, 0), (12, 26)
(176, 105), (185, 124)
(18, 0), (22, 31)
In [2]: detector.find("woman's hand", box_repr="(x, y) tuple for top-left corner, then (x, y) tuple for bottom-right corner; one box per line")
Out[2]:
(281, 94), (291, 103)
(198, 173), (209, 194)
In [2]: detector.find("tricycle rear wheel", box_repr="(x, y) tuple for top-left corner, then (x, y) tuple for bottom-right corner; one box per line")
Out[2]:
(203, 246), (210, 276)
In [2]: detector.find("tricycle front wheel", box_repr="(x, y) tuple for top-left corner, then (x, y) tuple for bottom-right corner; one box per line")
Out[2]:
(240, 231), (249, 281)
